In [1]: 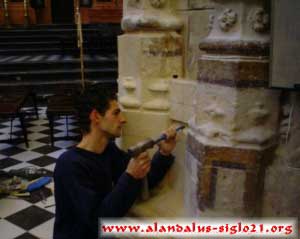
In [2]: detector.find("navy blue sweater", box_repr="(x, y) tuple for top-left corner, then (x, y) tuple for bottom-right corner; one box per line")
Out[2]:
(53, 141), (174, 239)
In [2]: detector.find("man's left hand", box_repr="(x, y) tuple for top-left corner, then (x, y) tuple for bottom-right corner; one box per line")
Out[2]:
(158, 125), (177, 156)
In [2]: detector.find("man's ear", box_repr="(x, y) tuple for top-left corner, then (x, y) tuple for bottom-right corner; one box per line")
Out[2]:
(89, 109), (102, 123)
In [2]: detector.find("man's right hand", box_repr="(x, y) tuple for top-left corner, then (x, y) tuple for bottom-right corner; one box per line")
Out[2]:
(126, 152), (151, 179)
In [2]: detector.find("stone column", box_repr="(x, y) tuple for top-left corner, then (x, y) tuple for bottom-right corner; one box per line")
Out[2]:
(186, 0), (280, 216)
(118, 0), (184, 216)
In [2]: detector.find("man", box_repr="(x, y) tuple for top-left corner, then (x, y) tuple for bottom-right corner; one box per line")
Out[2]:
(53, 85), (177, 239)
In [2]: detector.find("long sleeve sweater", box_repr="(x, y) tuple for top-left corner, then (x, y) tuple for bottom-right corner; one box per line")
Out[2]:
(53, 141), (174, 239)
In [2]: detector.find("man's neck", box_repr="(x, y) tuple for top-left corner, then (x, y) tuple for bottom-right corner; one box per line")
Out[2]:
(77, 131), (109, 154)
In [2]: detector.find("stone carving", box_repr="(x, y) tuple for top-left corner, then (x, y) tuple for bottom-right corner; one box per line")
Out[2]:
(122, 77), (137, 90)
(247, 102), (270, 125)
(144, 81), (169, 111)
(249, 8), (269, 33)
(203, 104), (225, 118)
(144, 99), (170, 111)
(280, 103), (293, 143)
(121, 15), (183, 32)
(149, 0), (166, 8)
(208, 15), (215, 33)
(142, 34), (182, 56)
(233, 127), (275, 145)
(119, 77), (140, 109)
(119, 96), (141, 108)
(148, 82), (169, 92)
(197, 123), (231, 140)
(218, 9), (237, 32)
(128, 0), (141, 8)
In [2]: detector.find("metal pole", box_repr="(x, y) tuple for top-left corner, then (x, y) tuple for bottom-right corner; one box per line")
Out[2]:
(23, 0), (29, 27)
(75, 0), (85, 92)
(3, 0), (10, 28)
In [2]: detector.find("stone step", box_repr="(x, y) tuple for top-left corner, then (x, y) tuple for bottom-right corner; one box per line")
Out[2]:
(0, 41), (62, 49)
(0, 54), (117, 71)
(0, 48), (116, 55)
(0, 24), (121, 36)
(0, 46), (116, 55)
(0, 78), (117, 96)
(0, 40), (117, 50)
(0, 23), (120, 95)
(0, 68), (117, 81)
(0, 48), (77, 55)
(0, 35), (64, 42)
(0, 78), (116, 87)
(0, 32), (118, 42)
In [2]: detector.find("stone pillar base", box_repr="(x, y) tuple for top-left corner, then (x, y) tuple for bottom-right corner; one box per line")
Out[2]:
(186, 132), (274, 217)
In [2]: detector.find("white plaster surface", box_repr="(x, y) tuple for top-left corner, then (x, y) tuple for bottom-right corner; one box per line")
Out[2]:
(170, 79), (197, 123)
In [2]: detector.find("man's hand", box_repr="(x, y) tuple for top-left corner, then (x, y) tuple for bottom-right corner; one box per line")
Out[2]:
(158, 125), (177, 156)
(126, 152), (151, 179)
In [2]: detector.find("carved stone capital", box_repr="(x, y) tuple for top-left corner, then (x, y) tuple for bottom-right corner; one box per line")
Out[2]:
(249, 7), (270, 33)
(121, 14), (183, 32)
(149, 0), (166, 8)
(218, 8), (237, 32)
(128, 0), (142, 8)
(208, 15), (215, 33)
(186, 133), (275, 215)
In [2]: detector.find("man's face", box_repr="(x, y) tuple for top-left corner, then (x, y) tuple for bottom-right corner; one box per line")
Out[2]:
(98, 100), (127, 138)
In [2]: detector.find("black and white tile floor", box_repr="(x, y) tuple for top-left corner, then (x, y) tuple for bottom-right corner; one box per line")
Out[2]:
(0, 107), (79, 239)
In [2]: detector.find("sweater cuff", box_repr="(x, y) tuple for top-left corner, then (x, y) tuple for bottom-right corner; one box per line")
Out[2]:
(158, 151), (175, 159)
(119, 172), (142, 186)
(154, 151), (175, 165)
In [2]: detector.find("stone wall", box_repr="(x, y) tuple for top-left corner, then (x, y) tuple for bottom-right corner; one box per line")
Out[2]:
(263, 92), (300, 218)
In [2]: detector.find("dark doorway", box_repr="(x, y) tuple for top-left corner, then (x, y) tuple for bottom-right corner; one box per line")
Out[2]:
(51, 0), (74, 24)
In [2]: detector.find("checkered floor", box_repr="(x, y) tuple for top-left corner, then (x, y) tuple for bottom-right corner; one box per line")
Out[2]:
(0, 107), (80, 239)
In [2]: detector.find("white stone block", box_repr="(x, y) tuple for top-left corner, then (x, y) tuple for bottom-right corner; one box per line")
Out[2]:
(170, 102), (184, 122)
(189, 0), (215, 9)
(183, 105), (195, 123)
(183, 81), (197, 106)
(170, 79), (184, 104)
(118, 34), (142, 78)
(173, 0), (189, 10)
(122, 110), (170, 138)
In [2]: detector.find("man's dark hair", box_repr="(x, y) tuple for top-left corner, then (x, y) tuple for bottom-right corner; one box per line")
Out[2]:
(75, 83), (117, 134)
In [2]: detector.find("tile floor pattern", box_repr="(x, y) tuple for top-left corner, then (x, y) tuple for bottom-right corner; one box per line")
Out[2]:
(0, 107), (79, 239)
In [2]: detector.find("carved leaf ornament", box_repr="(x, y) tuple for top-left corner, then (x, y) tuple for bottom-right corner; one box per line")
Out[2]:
(250, 8), (269, 33)
(149, 0), (166, 8)
(218, 8), (237, 31)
